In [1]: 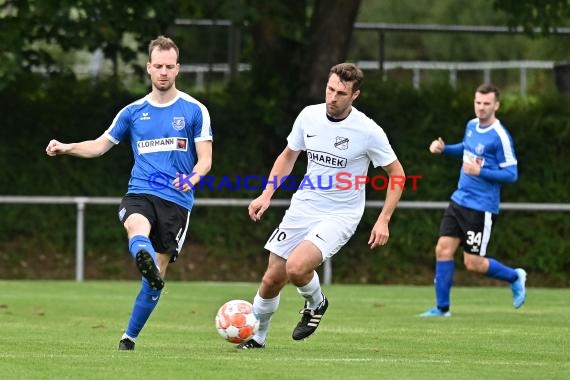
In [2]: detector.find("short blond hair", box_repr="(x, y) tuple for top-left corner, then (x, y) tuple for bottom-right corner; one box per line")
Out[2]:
(148, 36), (179, 63)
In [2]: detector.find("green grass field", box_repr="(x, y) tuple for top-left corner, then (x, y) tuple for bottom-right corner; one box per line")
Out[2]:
(1, 281), (568, 380)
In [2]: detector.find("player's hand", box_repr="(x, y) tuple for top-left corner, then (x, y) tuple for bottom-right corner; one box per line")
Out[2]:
(46, 139), (68, 156)
(368, 220), (389, 249)
(462, 161), (481, 176)
(248, 195), (270, 222)
(429, 137), (445, 154)
(173, 172), (195, 192)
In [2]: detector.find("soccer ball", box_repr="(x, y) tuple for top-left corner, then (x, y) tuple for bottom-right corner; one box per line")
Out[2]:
(215, 299), (259, 343)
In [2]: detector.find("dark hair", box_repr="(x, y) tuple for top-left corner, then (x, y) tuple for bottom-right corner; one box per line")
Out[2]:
(476, 83), (500, 101)
(148, 35), (179, 63)
(329, 63), (364, 92)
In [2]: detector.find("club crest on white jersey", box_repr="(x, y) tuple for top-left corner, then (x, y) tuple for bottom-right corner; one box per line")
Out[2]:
(334, 136), (349, 150)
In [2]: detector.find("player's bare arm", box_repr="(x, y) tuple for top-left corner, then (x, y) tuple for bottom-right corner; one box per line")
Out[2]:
(173, 140), (212, 192)
(248, 146), (301, 222)
(46, 135), (114, 158)
(368, 159), (405, 249)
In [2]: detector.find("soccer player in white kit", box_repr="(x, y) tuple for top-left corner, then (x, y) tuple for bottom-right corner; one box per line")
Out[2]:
(237, 63), (405, 349)
(46, 36), (213, 350)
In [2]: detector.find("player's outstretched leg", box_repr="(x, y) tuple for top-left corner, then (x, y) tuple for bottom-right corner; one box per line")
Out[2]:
(235, 292), (280, 350)
(292, 294), (328, 340)
(485, 258), (526, 309)
(118, 278), (162, 351)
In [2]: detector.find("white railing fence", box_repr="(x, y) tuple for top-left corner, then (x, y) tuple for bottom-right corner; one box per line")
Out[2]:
(1, 196), (569, 284)
(178, 60), (556, 96)
(357, 60), (556, 95)
(171, 20), (570, 95)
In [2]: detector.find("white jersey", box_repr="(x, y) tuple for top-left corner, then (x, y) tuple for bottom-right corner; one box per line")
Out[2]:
(286, 103), (397, 219)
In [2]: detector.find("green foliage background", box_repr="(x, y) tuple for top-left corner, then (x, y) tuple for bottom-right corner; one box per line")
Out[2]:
(0, 72), (568, 285)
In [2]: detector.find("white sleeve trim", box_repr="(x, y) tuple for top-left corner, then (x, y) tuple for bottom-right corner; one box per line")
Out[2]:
(103, 131), (120, 145)
(494, 125), (517, 167)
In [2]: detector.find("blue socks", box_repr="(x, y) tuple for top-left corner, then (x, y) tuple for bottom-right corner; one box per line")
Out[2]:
(125, 278), (162, 339)
(486, 258), (518, 283)
(124, 235), (161, 339)
(129, 235), (157, 263)
(432, 258), (517, 313)
(435, 260), (455, 311)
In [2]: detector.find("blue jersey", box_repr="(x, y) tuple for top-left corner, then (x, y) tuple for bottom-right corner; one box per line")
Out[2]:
(446, 118), (517, 214)
(104, 91), (212, 211)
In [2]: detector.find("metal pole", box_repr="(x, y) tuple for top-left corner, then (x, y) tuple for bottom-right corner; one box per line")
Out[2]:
(413, 68), (420, 89)
(323, 260), (332, 285)
(227, 22), (241, 81)
(449, 68), (457, 89)
(520, 67), (527, 96)
(75, 200), (85, 282)
(484, 68), (491, 84)
(378, 31), (385, 74)
(196, 71), (205, 91)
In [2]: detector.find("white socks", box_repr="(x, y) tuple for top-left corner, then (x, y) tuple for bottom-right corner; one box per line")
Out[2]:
(252, 292), (280, 344)
(296, 271), (323, 309)
(251, 272), (323, 344)
(121, 333), (136, 342)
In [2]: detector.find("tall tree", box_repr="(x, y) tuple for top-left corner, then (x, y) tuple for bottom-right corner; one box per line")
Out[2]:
(225, 0), (362, 111)
(299, 0), (362, 103)
(245, 0), (308, 100)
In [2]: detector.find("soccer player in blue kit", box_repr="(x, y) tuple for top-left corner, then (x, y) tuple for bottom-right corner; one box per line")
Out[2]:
(420, 83), (526, 317)
(46, 36), (213, 349)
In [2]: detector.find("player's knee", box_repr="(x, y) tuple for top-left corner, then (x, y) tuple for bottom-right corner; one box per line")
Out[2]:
(435, 245), (453, 261)
(123, 213), (150, 236)
(261, 272), (285, 292)
(463, 255), (484, 272)
(285, 262), (311, 284)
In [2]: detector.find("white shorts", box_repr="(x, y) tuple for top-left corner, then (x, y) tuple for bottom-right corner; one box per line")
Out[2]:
(264, 207), (359, 262)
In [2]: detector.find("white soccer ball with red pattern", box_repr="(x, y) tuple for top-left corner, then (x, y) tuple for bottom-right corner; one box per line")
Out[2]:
(215, 300), (259, 343)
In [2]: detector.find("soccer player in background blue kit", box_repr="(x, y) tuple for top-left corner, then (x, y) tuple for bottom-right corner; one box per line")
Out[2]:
(46, 36), (213, 349)
(420, 83), (526, 317)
